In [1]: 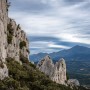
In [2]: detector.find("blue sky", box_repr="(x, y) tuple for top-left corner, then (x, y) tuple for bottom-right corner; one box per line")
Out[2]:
(9, 0), (90, 54)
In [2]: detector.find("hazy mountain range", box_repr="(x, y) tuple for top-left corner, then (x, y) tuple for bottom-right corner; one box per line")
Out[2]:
(30, 45), (90, 62)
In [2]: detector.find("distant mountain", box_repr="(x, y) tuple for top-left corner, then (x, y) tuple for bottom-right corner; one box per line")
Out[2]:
(30, 45), (90, 62)
(30, 53), (48, 62)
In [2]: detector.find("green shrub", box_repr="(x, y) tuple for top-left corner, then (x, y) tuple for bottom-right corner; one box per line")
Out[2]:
(17, 24), (21, 30)
(0, 78), (20, 90)
(66, 72), (69, 80)
(20, 54), (29, 64)
(19, 41), (26, 49)
(0, 62), (4, 68)
(26, 49), (30, 53)
(7, 34), (13, 44)
(7, 23), (14, 35)
(4, 78), (20, 89)
(7, 23), (14, 44)
(29, 62), (36, 69)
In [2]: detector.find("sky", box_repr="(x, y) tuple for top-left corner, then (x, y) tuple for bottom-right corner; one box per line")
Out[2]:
(9, 0), (90, 54)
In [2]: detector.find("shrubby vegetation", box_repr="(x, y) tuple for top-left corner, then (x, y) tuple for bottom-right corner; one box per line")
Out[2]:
(0, 62), (4, 68)
(20, 53), (29, 64)
(17, 24), (20, 30)
(26, 49), (30, 53)
(7, 23), (14, 44)
(19, 41), (26, 49)
(0, 57), (89, 90)
(66, 72), (69, 80)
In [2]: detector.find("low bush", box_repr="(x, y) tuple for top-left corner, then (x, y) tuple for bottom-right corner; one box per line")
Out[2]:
(0, 62), (4, 68)
(19, 41), (26, 49)
(17, 24), (21, 30)
(7, 23), (14, 44)
(20, 54), (29, 64)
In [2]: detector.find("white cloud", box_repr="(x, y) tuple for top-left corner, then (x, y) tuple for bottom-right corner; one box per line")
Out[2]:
(48, 43), (70, 49)
(30, 41), (70, 49)
(30, 41), (51, 48)
(55, 33), (90, 44)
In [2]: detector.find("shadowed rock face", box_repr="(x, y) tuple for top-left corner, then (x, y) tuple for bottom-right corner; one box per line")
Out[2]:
(0, 0), (29, 80)
(37, 55), (67, 85)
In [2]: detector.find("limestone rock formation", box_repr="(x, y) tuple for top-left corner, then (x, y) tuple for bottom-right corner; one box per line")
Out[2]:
(52, 58), (67, 84)
(37, 55), (81, 87)
(0, 0), (9, 80)
(67, 79), (80, 88)
(37, 55), (67, 85)
(0, 0), (29, 80)
(7, 18), (29, 62)
(37, 55), (54, 76)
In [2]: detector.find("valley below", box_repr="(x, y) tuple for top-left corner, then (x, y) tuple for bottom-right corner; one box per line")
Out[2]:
(66, 61), (90, 87)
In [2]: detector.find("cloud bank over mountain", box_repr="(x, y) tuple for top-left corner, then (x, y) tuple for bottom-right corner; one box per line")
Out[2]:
(9, 0), (90, 54)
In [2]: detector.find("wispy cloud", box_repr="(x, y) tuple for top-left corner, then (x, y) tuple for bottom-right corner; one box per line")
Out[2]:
(9, 0), (90, 54)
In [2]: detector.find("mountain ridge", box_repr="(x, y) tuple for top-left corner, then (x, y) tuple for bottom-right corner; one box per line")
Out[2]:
(30, 45), (90, 62)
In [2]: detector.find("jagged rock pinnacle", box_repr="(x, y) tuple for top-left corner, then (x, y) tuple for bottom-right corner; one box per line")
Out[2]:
(37, 56), (67, 85)
(37, 55), (54, 76)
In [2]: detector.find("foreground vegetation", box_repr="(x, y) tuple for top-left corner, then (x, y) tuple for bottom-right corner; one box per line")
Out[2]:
(0, 58), (89, 90)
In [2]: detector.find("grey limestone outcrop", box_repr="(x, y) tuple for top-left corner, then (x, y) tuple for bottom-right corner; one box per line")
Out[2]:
(37, 55), (67, 85)
(37, 55), (80, 87)
(0, 0), (29, 80)
(67, 79), (80, 88)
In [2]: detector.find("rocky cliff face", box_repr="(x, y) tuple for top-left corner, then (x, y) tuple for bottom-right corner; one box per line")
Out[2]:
(7, 18), (29, 62)
(0, 0), (29, 80)
(0, 0), (8, 80)
(37, 55), (67, 85)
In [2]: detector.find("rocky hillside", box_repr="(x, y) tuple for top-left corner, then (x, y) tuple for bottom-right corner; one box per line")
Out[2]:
(1, 58), (88, 90)
(0, 0), (29, 80)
